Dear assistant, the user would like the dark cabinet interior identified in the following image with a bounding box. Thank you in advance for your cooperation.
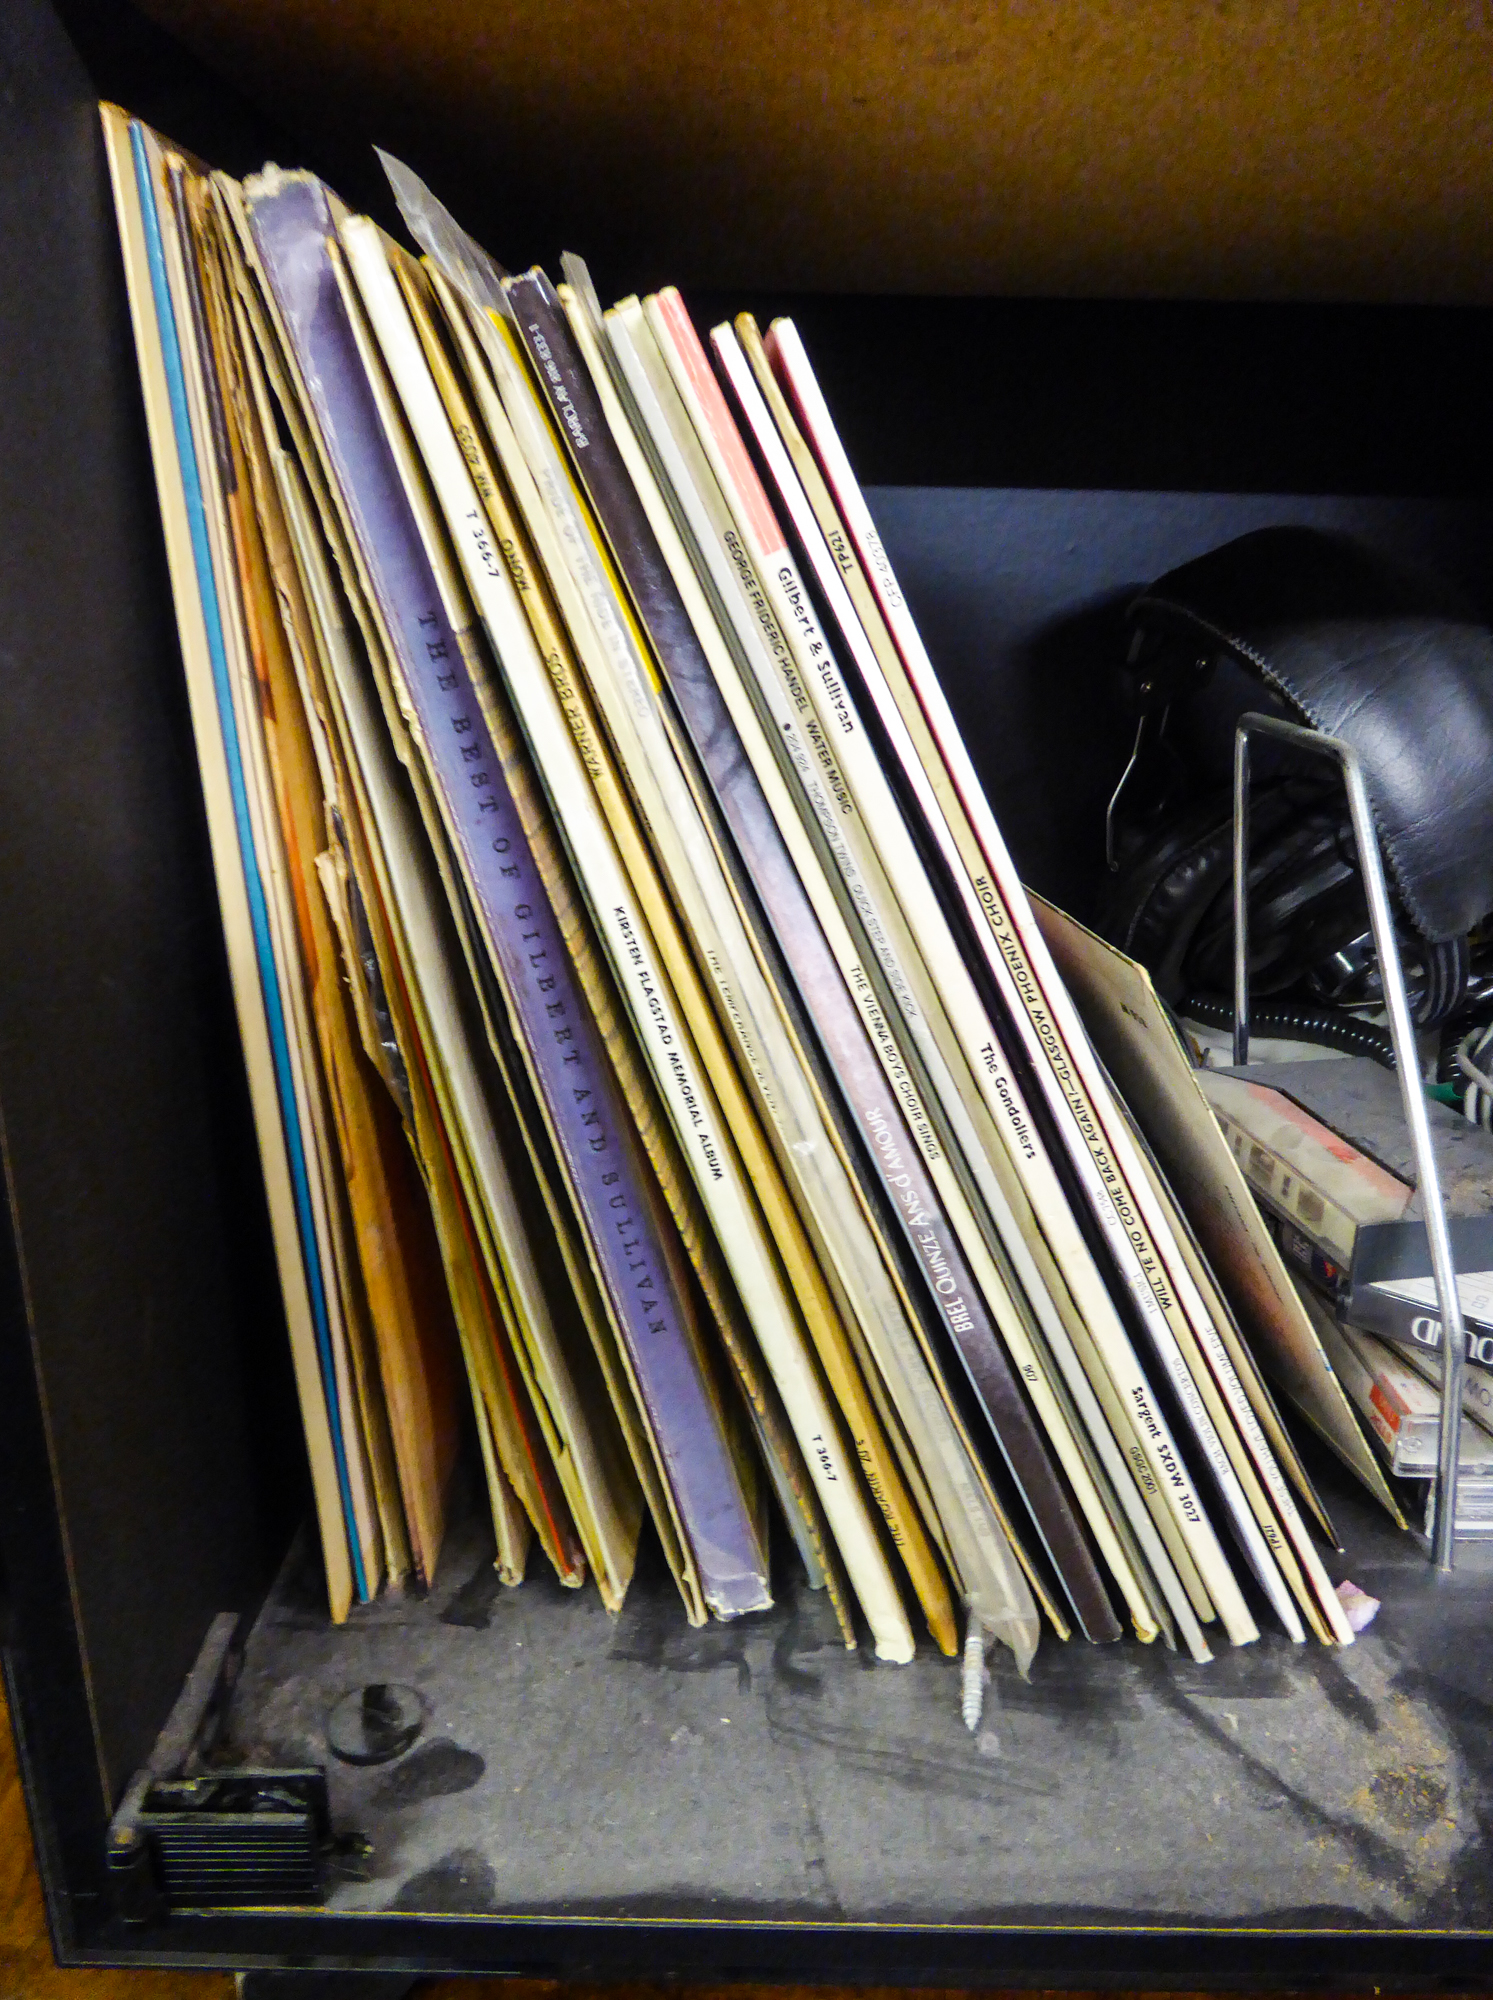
[4,0,1493,1983]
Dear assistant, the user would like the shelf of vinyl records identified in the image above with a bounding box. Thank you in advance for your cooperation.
[101,97,1493,1718]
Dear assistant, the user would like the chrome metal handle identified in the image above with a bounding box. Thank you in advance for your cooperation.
[1232,711,1466,1572]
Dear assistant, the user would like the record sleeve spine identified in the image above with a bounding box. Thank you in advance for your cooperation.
[195,176,600,1592]
[190,180,434,1586]
[728,309,1339,1640]
[770,322,1319,1631]
[606,295,1228,1643]
[338,220,917,1645]
[407,264,859,1652]
[554,278,1081,1657]
[343,244,775,1623]
[478,301,962,1648]
[100,107,357,1622]
[247,175,648,1597]
[503,267,982,1653]
[506,274,1072,1664]
[274,439,591,1590]
[754,315,1281,1646]
[205,198,468,1589]
[644,290,1134,1646]
[149,132,390,1605]
[250,181,767,1619]
[725,314,1219,1651]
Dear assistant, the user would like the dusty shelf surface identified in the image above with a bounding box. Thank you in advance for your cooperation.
[216,490,1493,1940]
[223,1449,1493,1933]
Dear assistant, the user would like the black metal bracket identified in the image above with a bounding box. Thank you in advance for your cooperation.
[233,1974,417,1999]
[106,1611,330,1920]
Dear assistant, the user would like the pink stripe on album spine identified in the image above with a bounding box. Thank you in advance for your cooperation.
[652,287,787,558]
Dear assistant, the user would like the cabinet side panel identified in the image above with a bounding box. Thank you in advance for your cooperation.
[0,0,300,1849]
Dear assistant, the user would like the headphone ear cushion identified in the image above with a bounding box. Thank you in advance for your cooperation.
[1106,781,1471,1023]
[1098,791,1236,1004]
[1415,933,1469,1027]
[1183,797,1356,997]
[1101,781,1319,1004]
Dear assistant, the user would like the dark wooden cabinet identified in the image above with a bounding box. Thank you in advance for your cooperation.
[5,1,1493,1983]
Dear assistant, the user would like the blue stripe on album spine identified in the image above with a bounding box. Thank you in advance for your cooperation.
[128,122,366,1602]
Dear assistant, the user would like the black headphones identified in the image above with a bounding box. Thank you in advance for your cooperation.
[1098,527,1493,1052]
